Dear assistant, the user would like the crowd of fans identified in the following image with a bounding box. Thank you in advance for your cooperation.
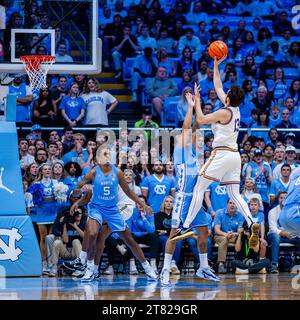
[1,0,300,276]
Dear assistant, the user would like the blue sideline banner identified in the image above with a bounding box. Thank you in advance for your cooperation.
[0,215,42,276]
[0,121,26,216]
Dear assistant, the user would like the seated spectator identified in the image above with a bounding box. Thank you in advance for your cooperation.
[206,89,222,112]
[131,47,158,102]
[223,70,238,92]
[146,66,178,117]
[270,164,291,207]
[178,28,202,61]
[263,143,275,167]
[214,200,245,274]
[186,2,208,25]
[157,47,176,77]
[266,128,281,149]
[208,18,221,41]
[229,37,247,67]
[231,222,271,274]
[59,83,86,127]
[257,27,272,55]
[242,55,258,80]
[241,178,264,212]
[246,149,272,217]
[196,21,210,46]
[112,23,138,79]
[284,97,300,124]
[286,79,300,106]
[276,108,297,138]
[175,46,197,77]
[273,11,293,36]
[195,60,208,83]
[47,142,60,166]
[127,195,160,273]
[269,105,282,128]
[243,31,258,57]
[251,110,270,142]
[278,29,293,55]
[259,52,280,80]
[177,71,194,94]
[204,181,229,219]
[155,196,181,274]
[177,86,193,127]
[55,41,73,63]
[273,145,299,180]
[269,67,288,105]
[150,18,163,40]
[81,78,118,126]
[251,86,273,112]
[157,28,176,56]
[141,160,176,214]
[267,192,300,273]
[137,24,157,51]
[285,41,300,68]
[268,41,286,65]
[48,206,86,276]
[198,68,214,98]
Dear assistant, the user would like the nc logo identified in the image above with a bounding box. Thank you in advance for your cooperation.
[0,228,22,261]
[154,184,166,195]
[215,185,227,196]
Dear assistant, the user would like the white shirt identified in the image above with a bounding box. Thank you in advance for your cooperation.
[81,91,117,126]
[267,204,283,236]
[212,107,240,150]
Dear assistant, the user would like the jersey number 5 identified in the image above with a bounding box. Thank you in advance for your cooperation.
[234,118,240,133]
[103,186,111,196]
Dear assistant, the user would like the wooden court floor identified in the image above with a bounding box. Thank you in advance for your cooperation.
[1,273,300,300]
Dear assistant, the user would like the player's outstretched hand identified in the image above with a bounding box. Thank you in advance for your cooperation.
[185,91,195,107]
[194,82,201,100]
[214,55,226,65]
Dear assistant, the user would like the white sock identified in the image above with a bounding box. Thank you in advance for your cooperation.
[87,260,94,270]
[79,251,87,264]
[150,259,157,270]
[141,260,150,270]
[130,259,137,269]
[171,259,176,266]
[94,264,99,272]
[163,253,173,270]
[199,253,209,269]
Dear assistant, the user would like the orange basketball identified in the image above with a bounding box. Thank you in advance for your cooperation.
[208,41,228,60]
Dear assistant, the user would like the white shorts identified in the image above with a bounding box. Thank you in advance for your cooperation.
[200,147,241,184]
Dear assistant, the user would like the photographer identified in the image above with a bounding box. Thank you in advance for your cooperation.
[134,108,159,141]
[231,222,271,274]
[48,206,86,277]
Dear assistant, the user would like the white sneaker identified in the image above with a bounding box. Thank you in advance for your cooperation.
[145,266,158,281]
[104,265,114,275]
[42,266,51,275]
[258,267,267,274]
[196,267,221,282]
[48,265,57,277]
[72,269,85,278]
[129,267,139,275]
[160,268,171,286]
[170,264,180,275]
[81,266,95,282]
[235,267,249,274]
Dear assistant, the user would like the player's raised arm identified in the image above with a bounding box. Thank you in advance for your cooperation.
[213,56,227,105]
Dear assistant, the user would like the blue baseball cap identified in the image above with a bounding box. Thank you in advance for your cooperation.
[31,124,42,131]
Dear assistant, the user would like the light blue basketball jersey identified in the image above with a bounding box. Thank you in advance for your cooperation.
[173,143,199,193]
[283,169,300,207]
[90,165,119,208]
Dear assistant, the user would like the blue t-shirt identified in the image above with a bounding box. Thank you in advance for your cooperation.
[269,178,290,206]
[283,169,300,207]
[206,182,229,212]
[214,208,245,233]
[63,176,80,196]
[63,150,89,166]
[250,211,265,225]
[59,96,86,120]
[127,207,155,237]
[8,83,31,123]
[140,174,176,213]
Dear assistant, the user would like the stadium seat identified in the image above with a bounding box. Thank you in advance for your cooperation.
[161,96,180,127]
[123,57,136,82]
[284,68,298,79]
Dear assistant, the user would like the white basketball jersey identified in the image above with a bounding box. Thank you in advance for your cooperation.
[211,106,240,150]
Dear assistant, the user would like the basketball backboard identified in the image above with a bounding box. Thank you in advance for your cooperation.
[0,0,101,75]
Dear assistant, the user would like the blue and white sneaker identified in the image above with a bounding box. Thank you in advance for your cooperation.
[63,258,86,272]
[81,266,95,282]
[196,267,221,282]
[145,266,159,281]
[160,268,171,287]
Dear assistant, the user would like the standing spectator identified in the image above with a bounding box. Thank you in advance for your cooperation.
[146,66,178,117]
[35,148,48,166]
[0,4,5,28]
[59,83,86,127]
[47,142,60,166]
[273,145,299,180]
[241,178,264,212]
[81,78,118,127]
[204,182,229,219]
[62,133,88,167]
[155,196,181,274]
[23,162,39,187]
[112,24,138,79]
[214,200,245,273]
[178,28,202,61]
[61,126,74,153]
[19,138,35,172]
[141,160,176,214]
[266,128,281,149]
[131,47,158,102]
[51,76,68,124]
[269,164,291,207]
[63,162,82,196]
[51,161,64,182]
[127,195,160,273]
[267,192,300,273]
[32,88,56,127]
[48,207,86,276]
[55,41,73,63]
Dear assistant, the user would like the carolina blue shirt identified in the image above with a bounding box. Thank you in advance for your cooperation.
[283,169,300,207]
[127,207,155,237]
[63,150,89,166]
[59,96,86,120]
[247,161,271,203]
[206,182,229,212]
[8,83,31,122]
[214,208,245,233]
[250,211,265,225]
[63,176,80,196]
[269,178,290,202]
[140,174,176,213]
[133,54,158,75]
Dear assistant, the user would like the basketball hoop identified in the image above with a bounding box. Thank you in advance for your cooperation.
[20,55,55,90]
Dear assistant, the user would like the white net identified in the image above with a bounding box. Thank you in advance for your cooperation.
[20,55,55,90]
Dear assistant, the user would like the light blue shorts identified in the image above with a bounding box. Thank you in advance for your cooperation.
[279,204,300,237]
[171,192,208,228]
[88,203,127,233]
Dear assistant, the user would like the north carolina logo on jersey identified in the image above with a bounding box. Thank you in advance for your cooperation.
[154,184,166,195]
[295,177,300,186]
[0,227,22,261]
[215,185,227,196]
